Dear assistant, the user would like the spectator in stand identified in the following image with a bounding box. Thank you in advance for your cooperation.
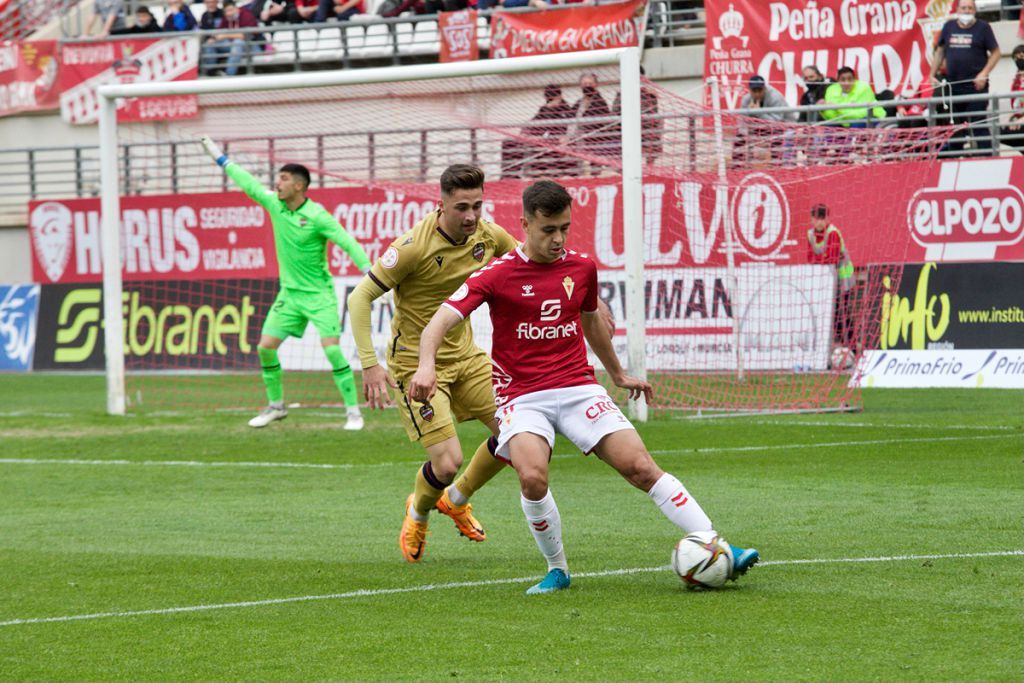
[164,0,199,31]
[313,0,364,21]
[289,0,321,22]
[999,44,1024,153]
[202,1,258,76]
[806,203,855,353]
[200,0,225,30]
[380,0,467,16]
[84,0,126,36]
[502,83,578,178]
[930,0,1001,156]
[799,66,832,123]
[821,67,885,127]
[258,0,294,24]
[612,66,663,167]
[572,72,617,174]
[735,74,795,166]
[112,5,162,34]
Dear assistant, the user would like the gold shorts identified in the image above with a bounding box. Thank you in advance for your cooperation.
[392,349,497,448]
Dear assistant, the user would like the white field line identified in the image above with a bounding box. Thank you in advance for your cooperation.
[1,550,1020,629]
[0,433,1021,472]
[746,420,1018,431]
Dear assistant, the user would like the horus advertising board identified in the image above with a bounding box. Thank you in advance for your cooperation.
[33,280,276,371]
[32,159,1024,287]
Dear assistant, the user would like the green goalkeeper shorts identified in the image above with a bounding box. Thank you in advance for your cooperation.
[261,288,341,340]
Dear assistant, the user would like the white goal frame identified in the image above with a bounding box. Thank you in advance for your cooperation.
[97,47,647,419]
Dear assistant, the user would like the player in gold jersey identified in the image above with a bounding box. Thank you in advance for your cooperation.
[347,164,518,562]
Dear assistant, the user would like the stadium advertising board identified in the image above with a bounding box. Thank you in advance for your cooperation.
[853,262,1024,388]
[31,159,1024,285]
[489,0,646,59]
[33,280,275,371]
[704,0,936,110]
[0,284,40,371]
[0,40,59,117]
[438,10,479,63]
[58,37,199,125]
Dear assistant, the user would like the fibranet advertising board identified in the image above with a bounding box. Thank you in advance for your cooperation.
[854,263,1024,388]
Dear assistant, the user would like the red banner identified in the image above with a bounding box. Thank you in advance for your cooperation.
[58,37,199,125]
[489,0,646,59]
[704,0,945,110]
[29,157,1024,285]
[438,9,478,62]
[0,40,59,116]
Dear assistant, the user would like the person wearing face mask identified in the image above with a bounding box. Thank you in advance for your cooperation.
[799,65,833,123]
[930,0,1001,156]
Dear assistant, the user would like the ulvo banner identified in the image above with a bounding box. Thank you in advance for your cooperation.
[704,0,934,110]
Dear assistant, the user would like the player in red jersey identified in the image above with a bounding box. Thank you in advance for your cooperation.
[410,180,760,594]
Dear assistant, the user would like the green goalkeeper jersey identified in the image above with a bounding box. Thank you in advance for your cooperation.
[225,162,371,293]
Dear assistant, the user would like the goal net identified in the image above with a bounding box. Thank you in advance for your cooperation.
[98,50,951,417]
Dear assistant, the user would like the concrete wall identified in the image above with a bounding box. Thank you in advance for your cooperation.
[2,18,1022,285]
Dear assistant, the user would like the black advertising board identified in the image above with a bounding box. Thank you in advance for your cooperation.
[34,279,278,371]
[878,262,1024,351]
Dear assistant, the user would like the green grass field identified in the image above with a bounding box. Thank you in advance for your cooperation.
[1,375,1022,682]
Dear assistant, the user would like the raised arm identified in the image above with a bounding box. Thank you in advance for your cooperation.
[407,306,464,403]
[581,309,652,403]
[200,135,277,211]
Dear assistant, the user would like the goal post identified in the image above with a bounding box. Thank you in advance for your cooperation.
[96,47,647,418]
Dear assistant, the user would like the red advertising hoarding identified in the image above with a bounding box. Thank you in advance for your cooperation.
[30,157,1024,286]
[0,40,59,116]
[704,0,940,110]
[489,0,646,59]
[58,37,199,125]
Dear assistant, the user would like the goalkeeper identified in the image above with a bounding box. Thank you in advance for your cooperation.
[201,136,371,430]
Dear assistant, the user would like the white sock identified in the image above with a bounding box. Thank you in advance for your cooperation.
[407,498,427,523]
[446,485,469,506]
[647,473,713,533]
[347,405,361,417]
[520,490,568,572]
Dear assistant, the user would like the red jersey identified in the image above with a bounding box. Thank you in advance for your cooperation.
[444,246,599,405]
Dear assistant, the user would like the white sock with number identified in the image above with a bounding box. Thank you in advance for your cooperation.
[521,490,568,572]
[648,473,713,533]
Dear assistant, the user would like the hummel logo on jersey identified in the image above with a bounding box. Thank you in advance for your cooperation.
[562,276,575,299]
[539,299,561,321]
[434,256,444,268]
[521,285,535,297]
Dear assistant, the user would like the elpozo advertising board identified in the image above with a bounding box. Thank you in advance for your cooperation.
[853,262,1024,388]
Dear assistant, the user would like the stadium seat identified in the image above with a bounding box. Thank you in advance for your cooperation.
[317,28,344,62]
[477,15,490,52]
[261,30,296,65]
[395,20,415,57]
[409,20,438,56]
[362,22,393,60]
[296,28,319,60]
[345,24,367,60]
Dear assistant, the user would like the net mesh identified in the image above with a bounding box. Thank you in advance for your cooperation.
[111,65,953,414]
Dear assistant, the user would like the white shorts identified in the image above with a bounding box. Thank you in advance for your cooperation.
[494,384,636,462]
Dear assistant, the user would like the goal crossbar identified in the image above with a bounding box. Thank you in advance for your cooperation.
[97,47,647,418]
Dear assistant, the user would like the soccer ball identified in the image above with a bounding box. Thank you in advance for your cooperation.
[831,345,853,370]
[671,531,734,589]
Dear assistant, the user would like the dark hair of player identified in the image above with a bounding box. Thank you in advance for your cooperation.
[836,66,855,79]
[810,203,829,218]
[523,180,572,218]
[439,164,485,196]
[279,163,311,190]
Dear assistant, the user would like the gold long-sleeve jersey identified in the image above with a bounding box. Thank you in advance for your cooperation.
[365,210,519,374]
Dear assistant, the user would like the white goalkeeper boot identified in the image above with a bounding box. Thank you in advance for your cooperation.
[344,406,364,431]
[249,403,287,428]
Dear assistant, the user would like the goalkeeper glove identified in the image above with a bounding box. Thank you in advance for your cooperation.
[201,135,229,167]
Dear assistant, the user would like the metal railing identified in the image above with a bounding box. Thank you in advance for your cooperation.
[4,88,1023,224]
[0,0,81,41]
